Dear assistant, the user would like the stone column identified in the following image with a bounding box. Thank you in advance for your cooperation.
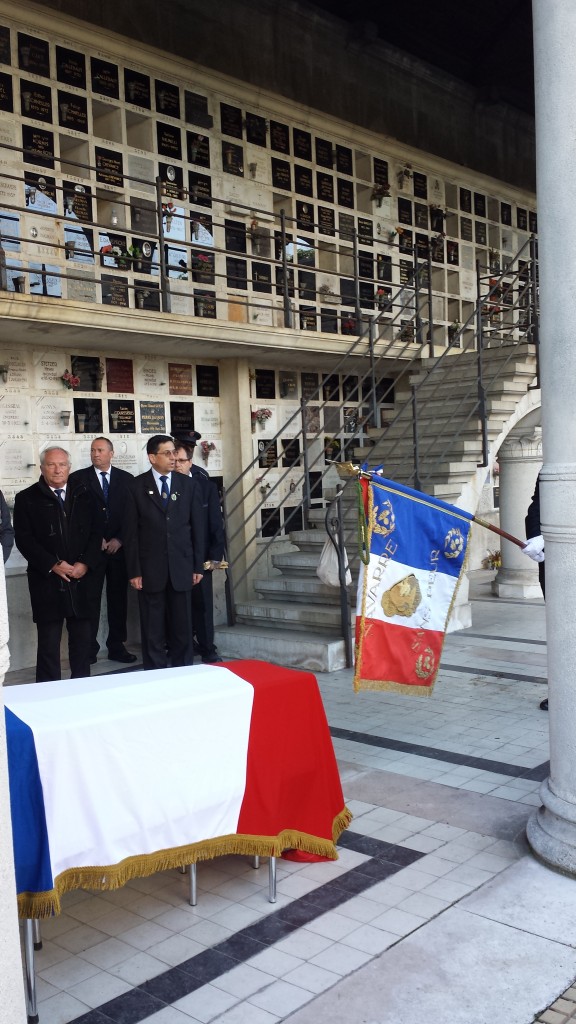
[527,0,576,874]
[492,430,542,598]
[0,552,28,1020]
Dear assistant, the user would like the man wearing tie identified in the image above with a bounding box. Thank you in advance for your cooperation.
[69,437,137,665]
[124,435,205,669]
[13,446,102,681]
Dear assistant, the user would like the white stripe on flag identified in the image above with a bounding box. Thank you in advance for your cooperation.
[356,555,457,632]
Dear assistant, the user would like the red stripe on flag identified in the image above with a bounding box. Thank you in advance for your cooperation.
[355,619,444,688]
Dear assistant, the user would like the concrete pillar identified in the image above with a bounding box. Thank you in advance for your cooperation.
[492,430,542,598]
[0,552,28,1021]
[527,0,576,874]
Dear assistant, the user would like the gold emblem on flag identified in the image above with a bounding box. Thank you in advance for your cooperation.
[415,646,435,679]
[371,499,396,537]
[444,527,465,559]
[381,574,422,617]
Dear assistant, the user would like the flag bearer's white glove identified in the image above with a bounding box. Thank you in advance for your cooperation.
[522,535,545,562]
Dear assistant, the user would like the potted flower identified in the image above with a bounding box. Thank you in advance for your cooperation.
[61,369,80,390]
[251,408,273,432]
[482,550,502,570]
[324,437,341,460]
[371,183,391,207]
[200,440,216,463]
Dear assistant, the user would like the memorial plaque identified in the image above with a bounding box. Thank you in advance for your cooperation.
[270,120,289,154]
[298,270,315,300]
[57,91,88,132]
[66,270,97,302]
[293,128,312,162]
[529,211,538,233]
[459,187,472,213]
[294,165,312,197]
[447,240,459,265]
[517,207,528,230]
[336,145,352,175]
[160,161,183,197]
[157,121,182,160]
[95,146,123,187]
[399,228,413,255]
[168,362,193,395]
[413,171,427,199]
[255,368,276,400]
[318,206,335,236]
[91,57,119,99]
[56,46,86,88]
[155,79,180,118]
[0,71,12,112]
[140,400,165,434]
[184,90,212,129]
[358,218,373,246]
[252,262,272,292]
[20,80,52,122]
[301,371,319,400]
[169,401,194,432]
[261,505,280,536]
[101,275,129,307]
[373,157,389,186]
[342,376,359,402]
[105,357,134,393]
[24,171,56,206]
[194,291,216,318]
[246,112,267,147]
[398,196,412,225]
[501,202,512,226]
[18,33,50,77]
[108,399,135,433]
[22,126,54,168]
[194,401,221,435]
[322,373,340,402]
[415,233,429,259]
[460,216,473,241]
[414,202,428,229]
[377,253,392,281]
[281,438,300,467]
[187,131,210,167]
[316,171,334,203]
[220,102,243,139]
[474,192,486,218]
[271,158,291,191]
[337,178,354,208]
[339,212,354,242]
[222,141,243,176]
[475,221,487,245]
[304,405,321,434]
[0,26,10,66]
[73,397,103,434]
[399,260,412,285]
[296,201,314,230]
[430,207,445,234]
[196,364,220,397]
[125,68,150,108]
[315,137,333,168]
[430,237,444,263]
[258,439,278,470]
[63,180,92,221]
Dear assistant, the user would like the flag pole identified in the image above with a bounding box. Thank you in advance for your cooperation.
[472,516,525,549]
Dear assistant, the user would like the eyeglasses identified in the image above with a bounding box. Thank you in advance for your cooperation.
[174,458,192,464]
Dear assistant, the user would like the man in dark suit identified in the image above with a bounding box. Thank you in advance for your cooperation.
[524,473,547,709]
[69,436,137,664]
[13,445,103,682]
[124,434,204,670]
[173,431,226,663]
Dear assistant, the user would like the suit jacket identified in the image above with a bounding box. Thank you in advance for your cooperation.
[124,469,205,592]
[525,474,541,539]
[13,476,103,622]
[190,465,225,562]
[0,489,14,563]
[69,464,134,544]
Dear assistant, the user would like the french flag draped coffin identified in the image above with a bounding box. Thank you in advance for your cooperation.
[5,660,351,918]
[354,474,473,695]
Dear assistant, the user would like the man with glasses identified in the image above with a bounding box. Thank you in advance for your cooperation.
[124,435,205,669]
[173,432,225,664]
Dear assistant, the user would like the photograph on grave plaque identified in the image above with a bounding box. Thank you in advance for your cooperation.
[157,122,182,160]
[222,142,244,176]
[63,181,92,221]
[295,165,313,197]
[108,399,135,433]
[95,147,123,188]
[101,275,129,307]
[413,172,427,199]
[315,137,333,168]
[196,364,219,397]
[270,120,289,154]
[189,171,211,207]
[155,80,180,119]
[337,178,354,208]
[168,363,193,395]
[91,57,119,99]
[58,91,88,132]
[187,132,210,167]
[0,26,10,66]
[271,158,291,191]
[20,80,52,123]
[281,438,300,468]
[475,221,487,246]
[220,102,243,139]
[124,69,151,108]
[460,217,473,242]
[184,91,212,129]
[105,357,134,394]
[414,203,428,229]
[160,162,183,198]
[169,401,194,433]
[336,146,353,176]
[18,33,50,77]
[255,368,276,400]
[501,202,512,226]
[261,507,281,538]
[22,126,54,169]
[140,400,166,435]
[358,218,373,246]
[447,241,459,265]
[301,371,319,401]
[0,72,12,113]
[258,439,278,470]
[517,207,528,230]
[316,171,334,203]
[73,398,103,434]
[56,46,86,88]
[318,207,335,236]
[398,197,412,225]
[459,188,472,213]
[296,201,314,231]
[474,193,486,218]
[373,158,389,186]
[252,263,272,292]
[293,128,312,162]
[246,112,267,147]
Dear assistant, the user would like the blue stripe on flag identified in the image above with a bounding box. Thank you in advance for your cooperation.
[5,707,53,898]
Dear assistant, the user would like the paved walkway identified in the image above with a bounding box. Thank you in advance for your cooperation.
[10,576,576,1024]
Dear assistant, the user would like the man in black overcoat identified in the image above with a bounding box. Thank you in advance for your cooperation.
[14,445,103,682]
[524,473,547,709]
[123,435,205,669]
[69,436,137,664]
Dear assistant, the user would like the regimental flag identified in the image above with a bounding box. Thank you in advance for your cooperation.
[354,473,473,696]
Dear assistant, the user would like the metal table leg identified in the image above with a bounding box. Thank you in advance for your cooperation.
[252,855,260,869]
[268,856,277,903]
[188,863,197,906]
[24,919,39,1024]
[32,918,42,950]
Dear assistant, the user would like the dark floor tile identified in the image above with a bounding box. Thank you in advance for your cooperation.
[378,846,424,867]
[298,885,354,912]
[241,914,298,944]
[275,901,320,927]
[215,933,268,961]
[353,858,405,881]
[68,1012,116,1024]
[140,967,202,1002]
[178,947,239,983]
[95,988,165,1023]
[338,831,393,858]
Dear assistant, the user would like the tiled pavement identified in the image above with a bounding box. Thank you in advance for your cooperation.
[11,576,576,1024]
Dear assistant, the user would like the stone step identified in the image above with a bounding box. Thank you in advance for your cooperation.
[254,575,356,604]
[235,600,345,632]
[215,624,349,672]
[271,551,324,576]
[287,528,326,552]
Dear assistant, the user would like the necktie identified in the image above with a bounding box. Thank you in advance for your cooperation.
[160,475,170,507]
[54,488,66,510]
[100,471,110,503]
